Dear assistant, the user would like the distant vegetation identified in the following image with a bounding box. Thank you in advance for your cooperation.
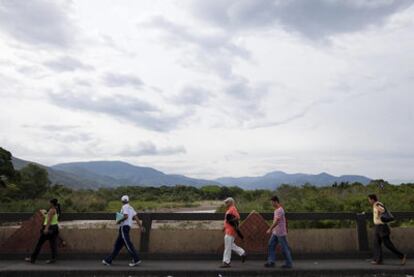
[12,156,372,190]
[1,147,414,228]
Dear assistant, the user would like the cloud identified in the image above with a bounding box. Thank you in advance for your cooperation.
[102,72,144,88]
[0,0,75,47]
[141,16,249,78]
[189,0,413,39]
[48,91,189,132]
[142,15,270,125]
[20,123,96,145]
[247,98,335,129]
[46,132,94,144]
[142,16,270,123]
[22,124,80,131]
[43,56,94,72]
[73,78,92,87]
[142,16,249,58]
[172,85,211,106]
[222,77,270,120]
[118,141,186,157]
[1,0,413,181]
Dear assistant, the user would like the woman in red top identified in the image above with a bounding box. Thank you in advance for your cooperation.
[221,197,246,268]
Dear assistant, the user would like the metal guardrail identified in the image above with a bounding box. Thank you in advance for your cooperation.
[1,212,414,253]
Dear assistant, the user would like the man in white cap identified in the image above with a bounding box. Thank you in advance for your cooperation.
[102,195,145,267]
[221,197,246,268]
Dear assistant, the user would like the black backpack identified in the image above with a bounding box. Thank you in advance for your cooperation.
[378,203,395,223]
[226,214,244,240]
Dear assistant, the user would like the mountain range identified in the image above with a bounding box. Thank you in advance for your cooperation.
[216,171,371,190]
[11,157,371,190]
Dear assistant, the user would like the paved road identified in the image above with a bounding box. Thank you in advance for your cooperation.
[0,259,413,276]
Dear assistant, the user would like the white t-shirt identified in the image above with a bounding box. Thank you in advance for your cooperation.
[120,203,137,227]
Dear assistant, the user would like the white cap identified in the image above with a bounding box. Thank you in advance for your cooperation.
[121,195,129,202]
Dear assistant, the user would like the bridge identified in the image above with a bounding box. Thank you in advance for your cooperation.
[1,212,413,276]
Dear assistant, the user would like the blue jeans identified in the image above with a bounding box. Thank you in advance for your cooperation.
[267,234,293,266]
[105,225,140,263]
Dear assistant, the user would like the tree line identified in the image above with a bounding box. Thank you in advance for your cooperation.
[0,147,49,200]
[1,147,414,229]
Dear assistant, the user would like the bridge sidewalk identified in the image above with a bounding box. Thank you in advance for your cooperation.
[0,259,413,277]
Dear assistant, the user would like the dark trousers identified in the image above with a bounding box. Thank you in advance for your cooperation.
[105,225,140,263]
[31,225,59,262]
[373,224,404,262]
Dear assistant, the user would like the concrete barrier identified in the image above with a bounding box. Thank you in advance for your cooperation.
[1,226,413,255]
[149,229,222,253]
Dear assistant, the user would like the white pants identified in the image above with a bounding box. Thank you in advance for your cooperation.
[223,234,245,264]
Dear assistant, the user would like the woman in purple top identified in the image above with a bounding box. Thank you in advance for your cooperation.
[264,195,293,268]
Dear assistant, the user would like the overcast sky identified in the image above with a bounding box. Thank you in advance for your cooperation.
[1,0,413,182]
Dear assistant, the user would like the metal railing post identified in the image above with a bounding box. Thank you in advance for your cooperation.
[139,213,152,253]
[356,213,369,251]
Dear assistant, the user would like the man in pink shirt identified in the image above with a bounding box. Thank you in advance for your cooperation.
[221,197,246,268]
[265,195,293,268]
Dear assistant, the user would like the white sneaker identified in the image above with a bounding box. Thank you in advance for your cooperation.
[129,260,142,267]
[102,260,111,266]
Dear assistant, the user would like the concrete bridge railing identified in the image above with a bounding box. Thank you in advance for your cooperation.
[1,211,414,255]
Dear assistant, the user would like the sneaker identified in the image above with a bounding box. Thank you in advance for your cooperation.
[281,264,292,269]
[401,254,407,266]
[264,262,275,268]
[220,262,231,268]
[371,260,383,265]
[241,254,247,263]
[45,259,56,264]
[102,260,111,266]
[24,257,34,264]
[129,260,142,267]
